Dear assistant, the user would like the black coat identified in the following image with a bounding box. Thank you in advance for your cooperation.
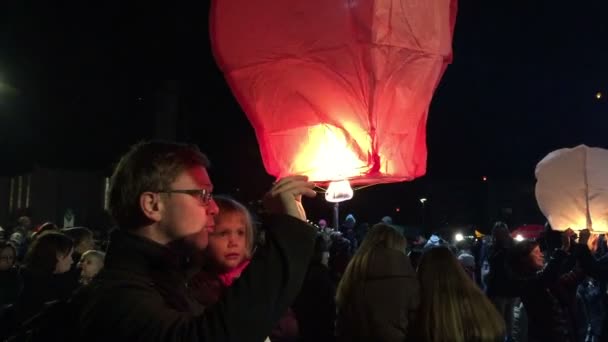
[71,214,316,342]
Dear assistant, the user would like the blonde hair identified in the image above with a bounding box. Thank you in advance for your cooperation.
[81,250,106,264]
[214,196,256,258]
[336,223,406,307]
[415,247,505,342]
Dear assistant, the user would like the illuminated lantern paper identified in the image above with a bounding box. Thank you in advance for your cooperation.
[210,0,457,185]
[535,145,608,233]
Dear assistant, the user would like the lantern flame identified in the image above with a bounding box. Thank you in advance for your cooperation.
[292,123,371,182]
[325,179,354,203]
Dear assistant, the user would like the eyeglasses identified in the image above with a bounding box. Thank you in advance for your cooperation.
[157,189,213,205]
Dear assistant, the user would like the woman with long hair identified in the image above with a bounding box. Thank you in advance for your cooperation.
[336,223,419,342]
[414,247,505,342]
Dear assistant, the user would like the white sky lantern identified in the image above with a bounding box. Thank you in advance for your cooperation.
[535,145,608,233]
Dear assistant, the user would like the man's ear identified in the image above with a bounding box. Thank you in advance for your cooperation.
[140,192,164,222]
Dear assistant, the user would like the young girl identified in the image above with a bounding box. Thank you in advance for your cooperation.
[189,196,298,341]
[189,196,256,304]
[77,250,105,285]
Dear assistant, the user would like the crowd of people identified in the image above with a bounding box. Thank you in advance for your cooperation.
[1,140,608,342]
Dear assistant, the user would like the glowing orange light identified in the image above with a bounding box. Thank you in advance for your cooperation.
[597,92,603,100]
[292,123,372,182]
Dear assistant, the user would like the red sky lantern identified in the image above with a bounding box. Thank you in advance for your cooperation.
[211,0,457,187]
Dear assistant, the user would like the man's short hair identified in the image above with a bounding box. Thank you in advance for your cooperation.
[109,141,210,229]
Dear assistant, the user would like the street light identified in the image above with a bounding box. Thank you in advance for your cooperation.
[419,197,428,232]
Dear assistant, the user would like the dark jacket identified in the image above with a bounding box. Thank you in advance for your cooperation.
[71,214,316,342]
[0,267,22,306]
[15,268,79,324]
[336,248,419,342]
[486,245,517,297]
[292,261,336,342]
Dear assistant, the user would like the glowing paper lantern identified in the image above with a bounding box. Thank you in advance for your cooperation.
[535,145,608,233]
[210,0,457,185]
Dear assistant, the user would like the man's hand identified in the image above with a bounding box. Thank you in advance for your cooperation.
[561,228,576,252]
[263,175,317,221]
[588,233,601,254]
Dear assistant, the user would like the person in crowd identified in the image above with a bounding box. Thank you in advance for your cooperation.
[30,222,59,240]
[292,234,336,342]
[63,227,95,263]
[70,140,318,342]
[485,221,517,340]
[508,229,585,342]
[0,241,22,306]
[413,246,505,342]
[15,231,77,323]
[335,223,418,342]
[187,195,299,341]
[77,250,105,285]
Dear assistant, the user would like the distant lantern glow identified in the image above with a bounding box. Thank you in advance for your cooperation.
[395,207,401,213]
[454,233,464,242]
[420,198,428,204]
[325,179,354,203]
[596,92,602,99]
[482,176,488,182]
[515,234,524,242]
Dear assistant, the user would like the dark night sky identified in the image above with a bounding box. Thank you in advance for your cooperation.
[1,1,607,225]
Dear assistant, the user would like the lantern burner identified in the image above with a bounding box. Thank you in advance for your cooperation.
[325,179,354,203]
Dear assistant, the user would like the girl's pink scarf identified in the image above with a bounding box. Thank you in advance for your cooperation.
[217,259,251,287]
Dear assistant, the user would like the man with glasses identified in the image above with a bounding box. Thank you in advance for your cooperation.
[71,141,318,341]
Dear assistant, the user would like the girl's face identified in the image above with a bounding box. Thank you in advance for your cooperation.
[0,246,16,271]
[207,213,249,271]
[78,255,103,279]
[529,245,545,270]
[55,248,74,274]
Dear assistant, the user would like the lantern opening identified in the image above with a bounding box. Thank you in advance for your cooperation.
[292,123,371,182]
[325,180,354,203]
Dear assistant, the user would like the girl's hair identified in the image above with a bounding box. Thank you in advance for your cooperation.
[81,250,106,263]
[336,223,406,307]
[415,247,505,342]
[214,195,256,258]
[25,232,74,276]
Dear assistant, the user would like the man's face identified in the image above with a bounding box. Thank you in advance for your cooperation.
[159,167,219,245]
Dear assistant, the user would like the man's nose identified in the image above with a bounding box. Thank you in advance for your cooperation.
[207,198,220,215]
